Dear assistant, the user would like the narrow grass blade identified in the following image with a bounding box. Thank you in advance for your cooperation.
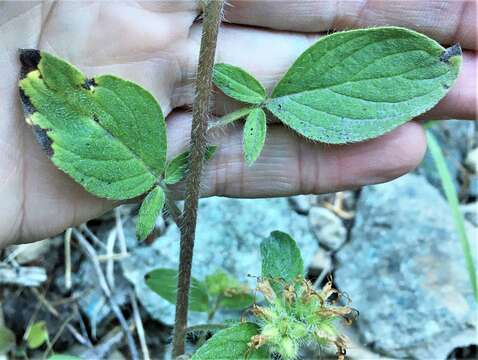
[426,130,478,303]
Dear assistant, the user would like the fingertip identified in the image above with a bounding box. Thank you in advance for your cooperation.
[312,122,427,193]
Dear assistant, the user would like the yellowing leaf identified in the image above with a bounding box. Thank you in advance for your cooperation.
[19,50,167,200]
[266,27,461,143]
[243,108,267,166]
[136,186,165,241]
[213,63,266,104]
[26,321,48,349]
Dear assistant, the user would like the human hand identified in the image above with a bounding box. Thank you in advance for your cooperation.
[0,1,476,246]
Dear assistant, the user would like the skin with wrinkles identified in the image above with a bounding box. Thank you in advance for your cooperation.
[0,1,476,246]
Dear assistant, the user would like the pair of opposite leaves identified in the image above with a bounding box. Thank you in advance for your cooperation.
[19,27,461,240]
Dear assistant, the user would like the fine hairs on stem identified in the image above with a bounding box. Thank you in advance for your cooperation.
[172,0,224,357]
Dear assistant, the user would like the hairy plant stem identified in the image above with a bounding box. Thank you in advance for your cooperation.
[172,1,224,357]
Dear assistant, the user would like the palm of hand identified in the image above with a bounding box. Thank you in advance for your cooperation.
[0,1,475,245]
[1,2,198,243]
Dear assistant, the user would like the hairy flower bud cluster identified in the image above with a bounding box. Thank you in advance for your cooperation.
[248,277,356,360]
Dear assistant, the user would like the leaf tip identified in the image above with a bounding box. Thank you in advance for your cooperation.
[245,154,256,167]
[439,43,462,63]
[19,49,41,78]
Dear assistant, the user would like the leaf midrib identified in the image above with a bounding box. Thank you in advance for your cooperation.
[270,50,447,102]
[216,69,264,101]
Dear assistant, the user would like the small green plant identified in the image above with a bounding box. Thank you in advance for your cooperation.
[18,18,462,358]
[189,231,355,359]
[145,268,254,320]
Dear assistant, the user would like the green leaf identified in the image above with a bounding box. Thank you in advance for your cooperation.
[243,108,267,166]
[266,27,461,143]
[26,321,48,349]
[0,326,15,353]
[47,355,81,360]
[219,293,254,311]
[191,322,268,360]
[136,186,165,241]
[205,270,233,296]
[261,231,304,291]
[19,50,167,200]
[213,63,266,104]
[205,271,254,310]
[164,145,218,185]
[145,268,209,312]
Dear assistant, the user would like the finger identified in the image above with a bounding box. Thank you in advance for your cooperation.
[166,111,426,198]
[176,24,477,120]
[224,0,477,50]
[15,108,425,244]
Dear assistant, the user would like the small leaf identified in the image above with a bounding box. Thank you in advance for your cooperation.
[205,270,233,296]
[266,27,461,143]
[213,63,266,104]
[219,293,254,311]
[48,355,81,360]
[0,326,15,354]
[191,322,268,360]
[261,231,304,292]
[19,50,167,200]
[243,108,267,166]
[145,268,209,312]
[136,186,165,241]
[205,145,218,160]
[164,145,218,185]
[205,271,254,310]
[26,321,48,349]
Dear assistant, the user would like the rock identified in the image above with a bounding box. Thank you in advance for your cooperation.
[73,260,131,336]
[288,195,315,214]
[465,147,478,174]
[335,174,477,359]
[122,197,318,325]
[310,247,333,273]
[308,207,347,251]
[467,175,478,198]
[461,203,478,227]
[418,120,475,194]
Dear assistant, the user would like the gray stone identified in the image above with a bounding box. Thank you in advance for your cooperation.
[310,247,332,273]
[288,195,315,214]
[308,207,347,251]
[74,260,131,336]
[461,203,478,227]
[465,147,478,174]
[335,174,477,359]
[467,175,478,198]
[122,197,319,325]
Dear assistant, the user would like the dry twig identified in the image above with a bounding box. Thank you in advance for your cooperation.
[72,228,138,360]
